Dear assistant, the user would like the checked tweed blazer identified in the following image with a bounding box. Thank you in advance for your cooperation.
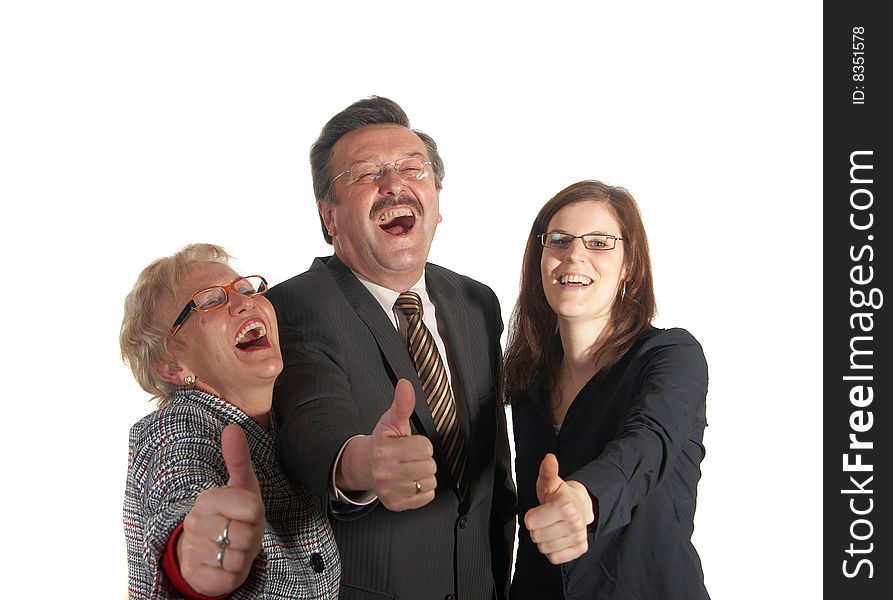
[124,389,341,599]
[269,255,516,600]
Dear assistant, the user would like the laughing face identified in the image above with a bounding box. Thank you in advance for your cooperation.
[319,124,442,291]
[161,262,283,400]
[540,200,627,328]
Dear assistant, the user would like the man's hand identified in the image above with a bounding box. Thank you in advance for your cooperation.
[177,424,265,596]
[524,453,595,564]
[337,379,437,511]
[370,379,438,510]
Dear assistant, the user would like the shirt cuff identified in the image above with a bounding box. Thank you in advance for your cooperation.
[331,434,378,505]
[162,521,229,600]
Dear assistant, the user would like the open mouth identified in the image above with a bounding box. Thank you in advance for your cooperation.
[377,207,416,235]
[557,274,593,287]
[234,320,270,351]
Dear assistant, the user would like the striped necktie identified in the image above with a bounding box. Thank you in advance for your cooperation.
[394,291,467,494]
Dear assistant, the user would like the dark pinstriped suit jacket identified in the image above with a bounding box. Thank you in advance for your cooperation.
[269,255,516,600]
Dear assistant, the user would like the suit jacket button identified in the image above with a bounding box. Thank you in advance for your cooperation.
[310,552,325,573]
[458,516,469,529]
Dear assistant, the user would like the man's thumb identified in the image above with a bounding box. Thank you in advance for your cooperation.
[222,424,261,496]
[536,453,563,503]
[376,379,416,438]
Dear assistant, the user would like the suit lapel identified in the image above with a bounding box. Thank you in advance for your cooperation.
[426,267,482,495]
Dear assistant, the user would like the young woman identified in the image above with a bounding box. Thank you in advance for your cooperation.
[505,182,710,599]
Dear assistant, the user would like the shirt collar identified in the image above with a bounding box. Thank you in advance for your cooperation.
[353,270,427,327]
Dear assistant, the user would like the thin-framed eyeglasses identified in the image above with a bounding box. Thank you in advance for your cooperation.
[539,232,625,251]
[169,275,269,335]
[331,157,433,186]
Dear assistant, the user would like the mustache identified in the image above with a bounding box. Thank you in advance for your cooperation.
[369,195,424,220]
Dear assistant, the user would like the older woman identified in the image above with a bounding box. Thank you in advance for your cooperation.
[121,243,340,599]
[505,181,710,599]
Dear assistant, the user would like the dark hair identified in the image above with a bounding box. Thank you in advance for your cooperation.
[503,180,656,405]
[310,96,445,243]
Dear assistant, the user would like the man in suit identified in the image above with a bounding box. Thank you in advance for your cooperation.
[268,97,516,600]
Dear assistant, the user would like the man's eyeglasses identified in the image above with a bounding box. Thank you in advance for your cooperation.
[169,275,269,335]
[331,157,432,186]
[539,232,625,251]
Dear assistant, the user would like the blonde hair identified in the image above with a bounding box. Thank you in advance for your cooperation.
[120,243,232,406]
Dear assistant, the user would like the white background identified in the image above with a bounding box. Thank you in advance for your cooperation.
[1,2,821,598]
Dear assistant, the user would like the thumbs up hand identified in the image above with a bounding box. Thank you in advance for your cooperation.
[222,423,262,495]
[523,453,596,565]
[369,379,437,511]
[177,424,266,596]
[373,378,417,439]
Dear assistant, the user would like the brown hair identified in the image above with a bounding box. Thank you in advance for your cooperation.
[119,243,232,406]
[503,180,656,404]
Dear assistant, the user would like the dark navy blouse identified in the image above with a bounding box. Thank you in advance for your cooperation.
[511,327,711,600]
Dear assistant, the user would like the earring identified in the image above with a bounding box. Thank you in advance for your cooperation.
[620,281,627,300]
[184,375,195,388]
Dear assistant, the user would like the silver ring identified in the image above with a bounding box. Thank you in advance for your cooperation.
[216,520,231,569]
[413,480,422,495]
